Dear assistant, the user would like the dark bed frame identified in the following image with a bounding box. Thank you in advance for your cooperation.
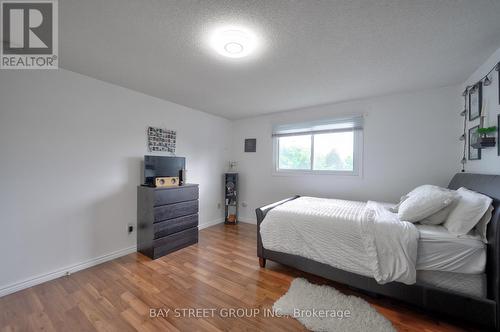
[256,173,500,330]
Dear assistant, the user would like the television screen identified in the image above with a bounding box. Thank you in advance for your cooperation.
[144,155,185,186]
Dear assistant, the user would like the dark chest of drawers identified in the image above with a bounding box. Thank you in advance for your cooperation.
[137,184,199,259]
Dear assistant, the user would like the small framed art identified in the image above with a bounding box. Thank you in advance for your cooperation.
[469,82,482,121]
[147,126,176,153]
[469,125,481,160]
[244,138,257,152]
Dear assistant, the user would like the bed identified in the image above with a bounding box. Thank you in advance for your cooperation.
[256,173,500,330]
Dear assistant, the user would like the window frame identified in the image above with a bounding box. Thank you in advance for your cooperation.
[272,128,363,177]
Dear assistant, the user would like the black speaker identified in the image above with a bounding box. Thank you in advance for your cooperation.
[178,168,186,185]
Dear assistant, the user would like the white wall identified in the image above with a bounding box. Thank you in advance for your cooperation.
[231,86,462,222]
[461,47,500,174]
[0,65,471,295]
[0,69,231,295]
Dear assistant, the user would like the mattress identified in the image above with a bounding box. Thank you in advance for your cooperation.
[416,270,486,298]
[416,225,486,274]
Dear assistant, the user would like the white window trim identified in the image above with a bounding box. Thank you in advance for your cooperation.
[272,129,363,177]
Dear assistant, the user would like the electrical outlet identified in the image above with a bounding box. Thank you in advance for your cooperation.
[217,203,221,209]
[241,202,248,207]
[128,224,134,234]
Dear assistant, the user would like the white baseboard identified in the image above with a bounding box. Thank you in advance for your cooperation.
[199,218,224,230]
[0,218,225,298]
[0,245,137,298]
[238,217,257,225]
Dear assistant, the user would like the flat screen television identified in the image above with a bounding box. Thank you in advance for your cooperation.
[144,155,185,186]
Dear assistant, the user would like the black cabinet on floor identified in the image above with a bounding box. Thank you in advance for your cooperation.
[137,184,199,259]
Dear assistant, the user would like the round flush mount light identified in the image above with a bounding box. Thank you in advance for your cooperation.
[224,42,244,54]
[210,26,258,58]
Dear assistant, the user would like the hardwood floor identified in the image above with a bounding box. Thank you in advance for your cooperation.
[0,223,478,331]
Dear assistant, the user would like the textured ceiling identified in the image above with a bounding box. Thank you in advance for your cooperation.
[60,0,500,119]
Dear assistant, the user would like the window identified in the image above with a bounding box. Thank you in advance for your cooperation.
[273,116,363,175]
[277,135,311,170]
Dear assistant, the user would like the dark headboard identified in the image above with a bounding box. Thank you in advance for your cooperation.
[448,173,500,301]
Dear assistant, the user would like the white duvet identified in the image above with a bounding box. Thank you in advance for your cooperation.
[260,197,419,284]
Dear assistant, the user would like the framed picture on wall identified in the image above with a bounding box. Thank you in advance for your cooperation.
[469,82,482,121]
[469,125,481,160]
[244,138,257,152]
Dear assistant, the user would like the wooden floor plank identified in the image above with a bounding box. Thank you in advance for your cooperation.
[0,223,479,331]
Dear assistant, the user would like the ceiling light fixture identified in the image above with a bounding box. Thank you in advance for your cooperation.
[210,26,258,59]
[224,42,244,54]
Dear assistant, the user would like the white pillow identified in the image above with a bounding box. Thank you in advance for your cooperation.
[398,185,458,223]
[406,185,430,196]
[389,195,408,213]
[444,187,493,236]
[473,204,494,243]
[390,185,449,213]
[420,203,455,225]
